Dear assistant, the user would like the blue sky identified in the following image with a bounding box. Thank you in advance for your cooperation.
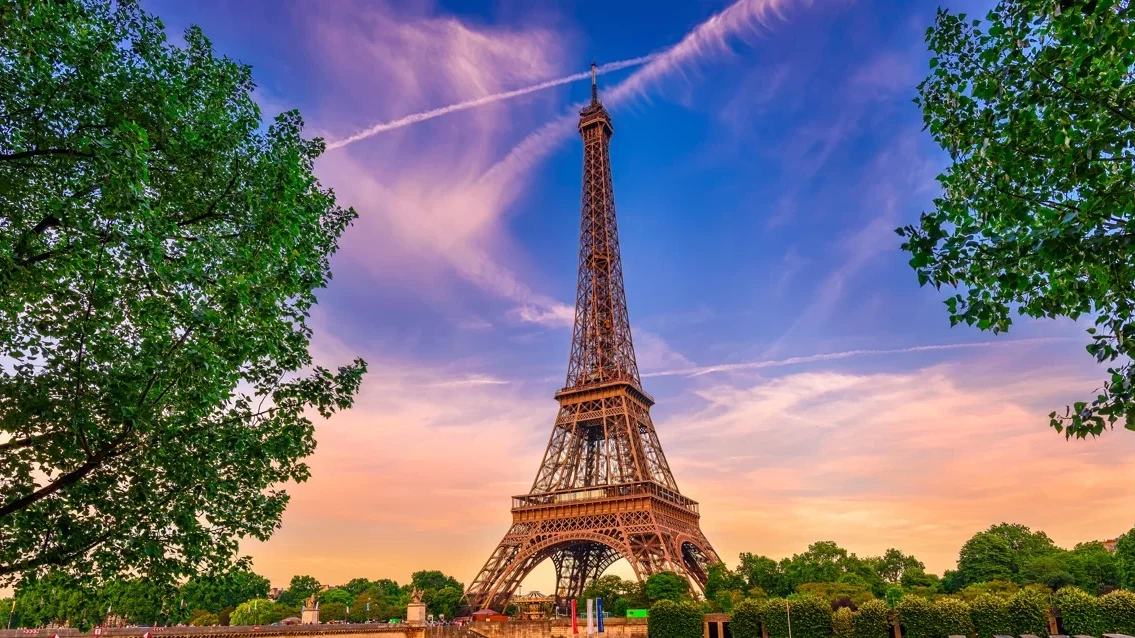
[146,0,1135,591]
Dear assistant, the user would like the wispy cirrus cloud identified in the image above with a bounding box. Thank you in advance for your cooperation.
[643,337,1071,378]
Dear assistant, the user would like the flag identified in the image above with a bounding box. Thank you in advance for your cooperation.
[571,599,578,634]
[586,599,595,635]
[596,598,604,633]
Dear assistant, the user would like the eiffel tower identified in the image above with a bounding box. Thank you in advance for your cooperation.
[463,64,720,612]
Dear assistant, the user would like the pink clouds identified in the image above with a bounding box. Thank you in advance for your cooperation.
[661,355,1135,575]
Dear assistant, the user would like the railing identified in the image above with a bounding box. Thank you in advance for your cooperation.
[512,481,698,514]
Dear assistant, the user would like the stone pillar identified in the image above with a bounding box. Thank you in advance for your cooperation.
[301,604,320,625]
[407,602,427,627]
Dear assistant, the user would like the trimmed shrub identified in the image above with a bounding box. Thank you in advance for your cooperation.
[854,599,890,638]
[1054,587,1101,636]
[1007,588,1049,637]
[897,595,937,638]
[731,599,763,638]
[790,594,834,638]
[832,607,854,638]
[1100,589,1135,635]
[763,598,790,638]
[937,597,974,637]
[969,594,1012,638]
[649,600,704,638]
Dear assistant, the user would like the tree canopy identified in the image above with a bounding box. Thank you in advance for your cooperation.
[0,0,364,585]
[899,0,1135,438]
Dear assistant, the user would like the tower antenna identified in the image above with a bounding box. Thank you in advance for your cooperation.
[590,61,598,103]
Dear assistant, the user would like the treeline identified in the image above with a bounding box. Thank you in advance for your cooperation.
[587,523,1135,614]
[648,588,1135,638]
[0,569,464,630]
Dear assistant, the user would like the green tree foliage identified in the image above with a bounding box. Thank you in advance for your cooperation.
[832,607,855,638]
[424,586,462,619]
[739,553,783,596]
[1068,541,1120,593]
[956,524,1058,587]
[1054,586,1102,636]
[180,565,270,614]
[318,588,353,606]
[1020,553,1076,591]
[320,602,348,622]
[1100,589,1135,634]
[646,572,691,603]
[288,575,321,602]
[1007,588,1049,637]
[877,549,927,586]
[0,598,13,629]
[900,0,1135,438]
[762,598,791,638]
[854,600,891,638]
[958,580,1019,601]
[896,595,937,638]
[706,563,747,604]
[648,600,703,638]
[229,598,287,626]
[583,575,644,615]
[0,0,365,584]
[343,578,373,597]
[786,595,833,638]
[937,597,975,638]
[409,570,462,593]
[189,610,220,626]
[796,582,875,607]
[730,598,762,638]
[970,594,1013,638]
[1117,527,1135,589]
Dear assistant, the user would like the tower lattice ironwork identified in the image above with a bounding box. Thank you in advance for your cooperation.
[462,64,720,613]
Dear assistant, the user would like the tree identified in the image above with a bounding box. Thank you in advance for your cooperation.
[956,523,1058,586]
[424,586,462,619]
[1068,541,1119,593]
[319,602,348,623]
[1020,552,1077,590]
[645,572,690,603]
[876,549,925,585]
[318,588,353,606]
[229,598,285,626]
[1117,527,1135,589]
[899,0,1135,438]
[287,575,322,603]
[343,578,372,597]
[409,570,462,593]
[738,553,783,596]
[180,564,270,613]
[0,0,366,585]
[781,541,848,588]
[705,563,746,603]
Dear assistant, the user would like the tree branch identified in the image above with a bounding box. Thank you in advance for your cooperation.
[0,431,58,453]
[0,148,94,161]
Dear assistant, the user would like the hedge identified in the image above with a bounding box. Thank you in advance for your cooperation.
[731,599,762,638]
[937,597,974,638]
[1007,589,1049,637]
[1100,589,1135,635]
[897,595,937,638]
[854,599,890,638]
[970,594,1013,638]
[789,595,834,638]
[763,597,791,638]
[832,607,854,638]
[649,600,704,638]
[1054,587,1101,636]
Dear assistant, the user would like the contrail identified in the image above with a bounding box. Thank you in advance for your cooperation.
[641,337,1072,378]
[326,55,658,150]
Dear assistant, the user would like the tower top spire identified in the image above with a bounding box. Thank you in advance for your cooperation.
[590,61,598,103]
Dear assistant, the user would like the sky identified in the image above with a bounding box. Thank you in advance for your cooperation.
[145,0,1135,593]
